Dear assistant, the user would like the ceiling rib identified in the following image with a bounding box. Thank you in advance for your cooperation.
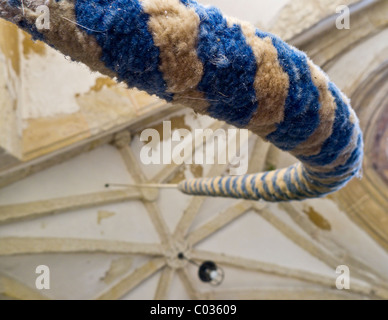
[173,146,235,240]
[0,189,142,224]
[96,258,165,300]
[154,266,175,300]
[280,202,388,284]
[187,201,252,247]
[173,197,206,241]
[204,288,369,300]
[0,237,163,256]
[118,141,172,247]
[253,205,341,269]
[252,205,388,298]
[247,136,271,174]
[177,268,200,300]
[191,249,382,298]
[0,273,50,300]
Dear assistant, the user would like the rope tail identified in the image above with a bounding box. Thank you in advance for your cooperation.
[0,0,363,202]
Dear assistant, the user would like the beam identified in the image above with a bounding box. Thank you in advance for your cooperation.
[0,148,21,171]
[173,197,206,241]
[204,288,369,300]
[252,205,388,299]
[192,250,337,287]
[0,237,163,256]
[252,204,341,270]
[177,268,200,300]
[0,189,142,224]
[0,274,50,300]
[154,266,174,300]
[187,201,251,246]
[279,202,388,285]
[247,137,271,174]
[97,258,165,300]
[119,145,172,246]
[173,153,232,241]
[191,250,379,298]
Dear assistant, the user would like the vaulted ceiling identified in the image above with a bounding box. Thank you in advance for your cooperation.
[0,0,387,300]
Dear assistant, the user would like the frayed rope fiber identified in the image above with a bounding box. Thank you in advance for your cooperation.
[0,0,364,202]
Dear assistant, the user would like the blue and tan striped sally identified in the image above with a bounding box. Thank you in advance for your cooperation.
[0,0,364,202]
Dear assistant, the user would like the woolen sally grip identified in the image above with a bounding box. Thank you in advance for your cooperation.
[0,0,364,201]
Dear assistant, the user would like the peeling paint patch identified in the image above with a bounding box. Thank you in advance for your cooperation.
[22,33,46,58]
[97,210,116,225]
[90,77,117,92]
[190,164,204,179]
[21,44,98,119]
[169,163,204,183]
[0,22,23,158]
[101,256,133,284]
[0,20,20,76]
[303,206,331,231]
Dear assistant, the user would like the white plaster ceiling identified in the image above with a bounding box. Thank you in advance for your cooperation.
[0,0,388,300]
[1,107,388,300]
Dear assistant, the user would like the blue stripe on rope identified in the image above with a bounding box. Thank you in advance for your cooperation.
[180,0,259,127]
[272,170,291,200]
[260,172,275,200]
[293,166,317,197]
[298,82,355,167]
[204,179,211,196]
[282,166,306,199]
[209,177,217,195]
[225,177,233,197]
[250,174,262,199]
[195,179,201,194]
[189,180,194,194]
[199,179,205,195]
[301,168,344,190]
[74,0,172,101]
[255,30,321,151]
[218,178,227,197]
[240,175,251,199]
[231,177,238,196]
[305,133,363,180]
[228,177,240,199]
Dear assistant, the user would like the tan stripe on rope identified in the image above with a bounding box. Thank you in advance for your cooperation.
[142,0,209,114]
[22,0,117,78]
[291,61,337,157]
[226,18,289,138]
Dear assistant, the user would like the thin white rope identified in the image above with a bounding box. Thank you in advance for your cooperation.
[105,183,178,189]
